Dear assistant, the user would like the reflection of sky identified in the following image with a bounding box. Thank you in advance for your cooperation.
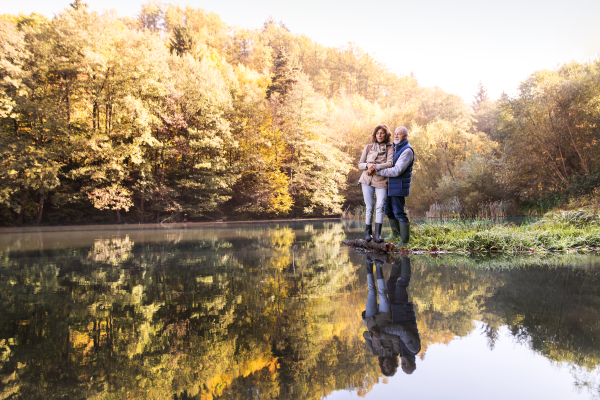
[326,322,597,400]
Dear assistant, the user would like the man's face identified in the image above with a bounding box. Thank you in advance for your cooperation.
[401,357,415,374]
[394,130,404,142]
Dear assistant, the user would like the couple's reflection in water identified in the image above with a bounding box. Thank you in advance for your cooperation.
[362,255,421,377]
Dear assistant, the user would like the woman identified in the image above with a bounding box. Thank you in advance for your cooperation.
[358,124,394,242]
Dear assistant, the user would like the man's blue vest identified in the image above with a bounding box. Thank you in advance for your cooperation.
[389,140,414,197]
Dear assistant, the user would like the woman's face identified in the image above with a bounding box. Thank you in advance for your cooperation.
[376,129,386,143]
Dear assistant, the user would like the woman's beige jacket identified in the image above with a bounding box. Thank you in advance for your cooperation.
[358,142,394,189]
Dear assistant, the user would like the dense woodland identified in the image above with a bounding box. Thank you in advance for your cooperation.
[1,1,599,225]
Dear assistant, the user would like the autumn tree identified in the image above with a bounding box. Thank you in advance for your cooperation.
[472,81,496,135]
[494,60,600,203]
[266,47,297,99]
[168,25,193,56]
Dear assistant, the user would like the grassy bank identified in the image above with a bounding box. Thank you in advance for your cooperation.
[394,209,600,252]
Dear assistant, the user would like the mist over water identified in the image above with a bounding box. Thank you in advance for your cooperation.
[0,221,599,399]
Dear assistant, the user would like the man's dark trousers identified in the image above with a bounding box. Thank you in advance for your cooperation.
[385,196,408,222]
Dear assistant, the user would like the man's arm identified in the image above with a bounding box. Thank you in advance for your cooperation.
[363,331,376,355]
[376,149,414,177]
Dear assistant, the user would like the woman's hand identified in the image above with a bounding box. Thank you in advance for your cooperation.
[367,165,377,176]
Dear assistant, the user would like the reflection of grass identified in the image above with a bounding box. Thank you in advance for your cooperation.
[394,251,600,270]
[393,210,600,252]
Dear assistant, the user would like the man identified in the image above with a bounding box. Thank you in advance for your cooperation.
[367,126,414,245]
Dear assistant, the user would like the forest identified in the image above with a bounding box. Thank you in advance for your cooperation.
[1,1,599,225]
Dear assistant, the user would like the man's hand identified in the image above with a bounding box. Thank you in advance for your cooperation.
[371,326,381,339]
[367,165,377,176]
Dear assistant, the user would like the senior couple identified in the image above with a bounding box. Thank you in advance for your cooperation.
[358,124,414,245]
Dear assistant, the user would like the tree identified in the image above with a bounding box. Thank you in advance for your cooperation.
[266,47,297,99]
[0,15,66,224]
[138,1,165,32]
[472,81,496,135]
[168,25,194,56]
[494,60,600,202]
[473,81,488,107]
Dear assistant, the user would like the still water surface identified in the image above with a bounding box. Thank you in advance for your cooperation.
[0,221,599,399]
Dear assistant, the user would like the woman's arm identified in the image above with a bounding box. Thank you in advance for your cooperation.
[358,145,370,170]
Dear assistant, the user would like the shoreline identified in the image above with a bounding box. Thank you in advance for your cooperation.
[0,217,342,234]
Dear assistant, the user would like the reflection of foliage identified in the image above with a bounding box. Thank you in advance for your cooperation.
[87,235,134,265]
[572,366,600,400]
[0,222,375,399]
[408,263,497,355]
[1,224,600,399]
[490,267,600,369]
[401,252,600,270]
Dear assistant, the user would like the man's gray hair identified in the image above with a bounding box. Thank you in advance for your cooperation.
[395,126,409,136]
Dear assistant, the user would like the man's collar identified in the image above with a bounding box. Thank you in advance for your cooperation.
[395,139,408,148]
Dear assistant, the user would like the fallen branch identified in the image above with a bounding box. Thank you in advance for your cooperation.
[342,239,395,252]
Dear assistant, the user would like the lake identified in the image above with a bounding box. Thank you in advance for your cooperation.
[0,220,599,399]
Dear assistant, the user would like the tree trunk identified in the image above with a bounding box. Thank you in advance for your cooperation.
[116,209,121,223]
[35,193,46,224]
[342,239,395,253]
[17,189,25,225]
[93,101,98,130]
[446,160,456,180]
[140,194,144,223]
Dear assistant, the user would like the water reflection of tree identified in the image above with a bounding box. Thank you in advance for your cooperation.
[2,230,600,399]
[409,264,498,356]
[0,223,380,399]
[485,267,600,367]
[408,260,600,397]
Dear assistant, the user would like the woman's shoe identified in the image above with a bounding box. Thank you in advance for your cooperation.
[373,223,384,243]
[365,224,373,241]
[374,258,385,279]
[365,256,374,274]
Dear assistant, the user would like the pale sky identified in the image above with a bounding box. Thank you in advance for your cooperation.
[3,0,600,101]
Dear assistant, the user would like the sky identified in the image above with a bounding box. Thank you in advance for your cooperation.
[3,0,600,101]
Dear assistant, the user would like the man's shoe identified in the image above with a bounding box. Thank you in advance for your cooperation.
[399,221,410,246]
[365,224,373,242]
[373,223,384,243]
[388,218,401,238]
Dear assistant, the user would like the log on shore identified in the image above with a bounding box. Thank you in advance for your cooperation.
[342,239,395,252]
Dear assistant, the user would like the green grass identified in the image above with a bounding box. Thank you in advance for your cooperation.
[392,209,600,252]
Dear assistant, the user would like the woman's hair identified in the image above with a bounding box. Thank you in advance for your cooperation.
[371,124,392,144]
[378,356,399,377]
